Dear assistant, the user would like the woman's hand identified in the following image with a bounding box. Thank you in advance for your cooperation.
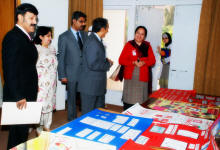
[157,46,161,54]
[134,60,145,67]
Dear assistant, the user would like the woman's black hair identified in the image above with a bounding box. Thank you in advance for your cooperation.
[135,26,148,38]
[163,32,172,47]
[33,26,52,45]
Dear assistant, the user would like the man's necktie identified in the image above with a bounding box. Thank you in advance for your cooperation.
[76,32,83,50]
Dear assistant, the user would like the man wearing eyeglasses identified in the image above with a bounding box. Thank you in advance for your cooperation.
[57,11,88,121]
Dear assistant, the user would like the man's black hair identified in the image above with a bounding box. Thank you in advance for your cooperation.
[71,11,87,21]
[15,3,38,23]
[92,18,108,33]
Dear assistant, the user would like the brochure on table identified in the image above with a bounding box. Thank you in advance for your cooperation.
[123,103,213,130]
[52,109,153,149]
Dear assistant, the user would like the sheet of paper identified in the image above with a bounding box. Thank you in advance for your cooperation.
[113,115,129,124]
[98,134,115,143]
[177,129,199,139]
[76,128,93,137]
[1,102,42,125]
[120,129,141,140]
[56,127,72,135]
[135,135,149,145]
[161,138,188,150]
[80,117,114,130]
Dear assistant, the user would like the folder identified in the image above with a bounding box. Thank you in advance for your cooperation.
[1,102,42,125]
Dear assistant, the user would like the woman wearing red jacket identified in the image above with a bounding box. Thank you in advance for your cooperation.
[119,26,156,110]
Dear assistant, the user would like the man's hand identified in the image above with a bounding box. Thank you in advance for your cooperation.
[107,58,114,67]
[61,78,68,84]
[16,99,27,110]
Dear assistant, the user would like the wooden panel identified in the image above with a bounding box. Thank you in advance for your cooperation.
[194,0,220,96]
[68,0,103,30]
[0,0,15,83]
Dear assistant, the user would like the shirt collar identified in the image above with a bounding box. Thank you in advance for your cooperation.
[94,33,101,42]
[70,27,77,34]
[70,27,82,40]
[16,24,31,40]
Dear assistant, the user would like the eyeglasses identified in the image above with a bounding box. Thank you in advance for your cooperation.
[77,20,86,23]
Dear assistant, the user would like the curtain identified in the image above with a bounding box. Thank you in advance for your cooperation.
[68,0,103,30]
[194,0,220,96]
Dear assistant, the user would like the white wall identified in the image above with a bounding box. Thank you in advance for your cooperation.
[21,0,68,110]
[21,0,69,49]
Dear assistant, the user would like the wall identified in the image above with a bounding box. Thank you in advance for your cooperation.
[21,0,69,48]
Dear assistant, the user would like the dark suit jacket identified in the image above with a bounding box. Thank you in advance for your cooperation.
[57,29,88,82]
[2,26,38,102]
[78,33,111,96]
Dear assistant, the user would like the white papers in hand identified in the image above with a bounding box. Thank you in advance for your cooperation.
[1,102,42,125]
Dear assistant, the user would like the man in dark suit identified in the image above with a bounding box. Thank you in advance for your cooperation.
[2,3,38,149]
[57,11,88,121]
[78,18,113,115]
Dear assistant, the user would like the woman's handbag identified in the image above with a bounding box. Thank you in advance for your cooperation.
[110,65,124,81]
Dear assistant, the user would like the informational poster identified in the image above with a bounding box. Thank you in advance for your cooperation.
[52,109,153,149]
[120,122,209,150]
[120,114,220,150]
[123,103,213,130]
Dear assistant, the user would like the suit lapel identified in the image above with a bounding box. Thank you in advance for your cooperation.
[91,33,105,51]
[14,26,32,42]
[67,30,81,49]
[79,31,86,44]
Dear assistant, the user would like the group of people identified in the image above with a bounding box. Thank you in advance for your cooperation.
[1,3,172,150]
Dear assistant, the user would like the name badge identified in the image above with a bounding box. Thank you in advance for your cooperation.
[132,50,136,56]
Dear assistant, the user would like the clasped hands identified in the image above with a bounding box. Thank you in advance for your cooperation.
[133,60,145,67]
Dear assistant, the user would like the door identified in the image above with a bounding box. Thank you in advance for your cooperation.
[168,5,201,90]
